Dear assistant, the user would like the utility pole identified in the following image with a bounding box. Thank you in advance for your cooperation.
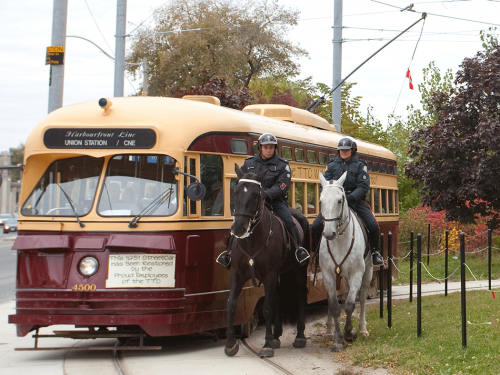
[142,57,148,95]
[114,0,127,97]
[332,0,343,130]
[48,0,68,113]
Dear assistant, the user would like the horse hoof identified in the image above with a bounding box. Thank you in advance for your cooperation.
[224,341,239,356]
[344,328,357,343]
[271,339,281,349]
[325,334,335,341]
[331,343,344,352]
[361,330,369,337]
[259,347,274,357]
[293,337,306,348]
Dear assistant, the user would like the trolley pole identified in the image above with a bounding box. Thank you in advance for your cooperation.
[114,0,127,97]
[48,0,68,113]
[332,0,343,129]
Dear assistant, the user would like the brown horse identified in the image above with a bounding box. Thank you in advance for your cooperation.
[224,164,309,357]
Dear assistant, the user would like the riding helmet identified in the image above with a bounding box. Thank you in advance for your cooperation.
[337,137,357,155]
[258,133,278,148]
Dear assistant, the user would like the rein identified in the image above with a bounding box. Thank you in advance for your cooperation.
[326,217,356,276]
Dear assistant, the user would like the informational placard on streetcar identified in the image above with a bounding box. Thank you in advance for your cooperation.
[43,128,156,149]
[106,254,176,288]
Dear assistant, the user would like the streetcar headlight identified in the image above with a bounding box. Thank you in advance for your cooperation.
[79,257,99,276]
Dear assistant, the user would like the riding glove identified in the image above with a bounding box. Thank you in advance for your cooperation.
[346,194,356,207]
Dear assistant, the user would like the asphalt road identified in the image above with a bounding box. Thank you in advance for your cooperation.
[0,232,16,304]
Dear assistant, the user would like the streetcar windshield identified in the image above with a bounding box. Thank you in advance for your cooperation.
[21,156,104,216]
[97,154,178,217]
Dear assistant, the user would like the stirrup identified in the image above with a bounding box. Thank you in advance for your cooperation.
[295,247,310,265]
[216,251,231,269]
[372,251,383,266]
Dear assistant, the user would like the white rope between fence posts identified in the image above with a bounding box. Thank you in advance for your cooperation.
[419,261,461,283]
[390,257,414,275]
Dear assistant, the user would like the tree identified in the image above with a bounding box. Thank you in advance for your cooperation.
[249,76,315,108]
[174,77,253,110]
[406,43,500,223]
[9,143,24,182]
[126,0,308,96]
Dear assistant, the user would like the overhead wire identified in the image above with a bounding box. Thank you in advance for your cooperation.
[83,0,115,56]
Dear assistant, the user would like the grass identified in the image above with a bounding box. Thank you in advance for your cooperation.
[337,291,500,375]
[394,252,500,285]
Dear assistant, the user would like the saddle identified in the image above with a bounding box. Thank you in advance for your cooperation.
[349,209,371,259]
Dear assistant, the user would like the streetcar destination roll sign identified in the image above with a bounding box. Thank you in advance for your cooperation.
[44,128,157,149]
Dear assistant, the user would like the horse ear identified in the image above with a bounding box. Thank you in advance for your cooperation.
[336,171,348,186]
[256,168,267,182]
[319,172,328,187]
[235,163,243,179]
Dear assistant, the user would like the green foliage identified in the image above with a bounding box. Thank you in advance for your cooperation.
[126,0,308,96]
[480,27,499,53]
[348,291,500,374]
[9,143,24,182]
[249,76,315,108]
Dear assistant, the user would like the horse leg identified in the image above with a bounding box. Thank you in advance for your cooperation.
[326,289,344,352]
[272,280,282,349]
[293,265,308,349]
[358,262,373,337]
[225,272,245,356]
[259,272,278,358]
[343,273,363,343]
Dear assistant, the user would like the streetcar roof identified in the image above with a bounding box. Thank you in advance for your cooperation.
[24,96,395,162]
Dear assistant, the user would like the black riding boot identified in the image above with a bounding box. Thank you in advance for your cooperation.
[290,226,310,265]
[216,250,231,270]
[369,230,383,266]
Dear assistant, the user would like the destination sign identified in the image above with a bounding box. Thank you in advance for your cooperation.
[46,46,65,65]
[44,128,157,149]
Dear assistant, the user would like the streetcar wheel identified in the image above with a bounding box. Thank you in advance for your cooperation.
[240,307,260,338]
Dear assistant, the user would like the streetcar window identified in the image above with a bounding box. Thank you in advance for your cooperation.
[294,182,305,213]
[307,150,316,164]
[230,178,237,215]
[388,189,394,213]
[380,163,387,173]
[97,154,178,217]
[372,162,379,172]
[295,148,304,162]
[231,139,248,154]
[381,189,387,214]
[252,141,259,155]
[307,183,317,214]
[282,146,292,160]
[329,154,336,162]
[395,190,399,213]
[373,188,380,214]
[21,156,104,217]
[394,165,398,175]
[201,154,224,216]
[366,161,372,171]
[387,164,394,175]
[319,152,327,165]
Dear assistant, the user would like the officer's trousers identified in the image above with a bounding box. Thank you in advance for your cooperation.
[270,200,295,233]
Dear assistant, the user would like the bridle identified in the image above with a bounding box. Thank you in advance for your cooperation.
[322,184,351,236]
[232,179,265,235]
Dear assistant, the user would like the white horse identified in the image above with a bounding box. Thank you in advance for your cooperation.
[318,171,373,352]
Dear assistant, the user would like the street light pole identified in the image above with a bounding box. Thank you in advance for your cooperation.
[48,0,68,113]
[114,0,127,97]
[332,0,343,130]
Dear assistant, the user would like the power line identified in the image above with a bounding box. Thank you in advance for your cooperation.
[83,0,115,56]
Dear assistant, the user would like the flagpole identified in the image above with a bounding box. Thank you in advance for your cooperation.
[306,12,427,112]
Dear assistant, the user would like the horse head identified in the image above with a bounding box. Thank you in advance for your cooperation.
[319,171,348,240]
[231,163,267,238]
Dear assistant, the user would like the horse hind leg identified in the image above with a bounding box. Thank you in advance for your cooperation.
[358,263,374,337]
[292,266,308,349]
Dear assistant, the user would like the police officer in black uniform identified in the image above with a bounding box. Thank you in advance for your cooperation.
[217,133,310,269]
[311,137,384,266]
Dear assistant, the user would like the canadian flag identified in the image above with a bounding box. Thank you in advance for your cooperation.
[406,69,414,90]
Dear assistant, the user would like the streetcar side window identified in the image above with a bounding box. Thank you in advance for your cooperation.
[319,152,327,165]
[282,146,292,160]
[295,149,304,162]
[307,150,316,164]
[200,154,223,216]
[21,156,104,217]
[294,182,305,213]
[307,183,317,214]
[230,139,248,154]
[97,154,178,217]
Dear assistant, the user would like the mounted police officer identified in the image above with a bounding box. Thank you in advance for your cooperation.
[311,137,384,266]
[217,133,310,269]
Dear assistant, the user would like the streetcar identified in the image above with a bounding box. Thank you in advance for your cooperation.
[8,95,398,342]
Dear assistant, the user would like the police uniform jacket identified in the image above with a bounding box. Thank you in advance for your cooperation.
[240,153,291,203]
[324,154,369,204]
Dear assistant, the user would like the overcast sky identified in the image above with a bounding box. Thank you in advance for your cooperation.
[1,0,498,153]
